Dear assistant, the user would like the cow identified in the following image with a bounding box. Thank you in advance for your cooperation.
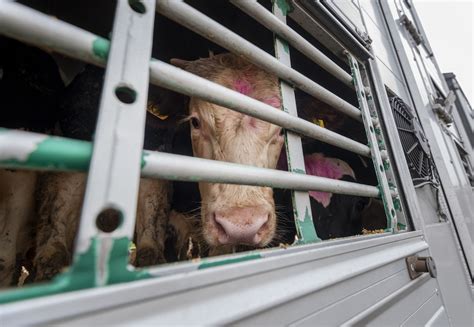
[170,53,284,251]
[294,92,386,238]
[0,38,64,287]
[304,153,368,239]
[0,170,37,287]
[277,151,372,241]
[30,65,183,281]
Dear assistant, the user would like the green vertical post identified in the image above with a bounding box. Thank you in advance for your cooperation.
[273,0,320,243]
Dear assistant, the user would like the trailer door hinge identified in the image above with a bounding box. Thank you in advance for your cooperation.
[355,27,372,47]
[406,255,437,279]
[400,14,423,46]
[433,90,456,124]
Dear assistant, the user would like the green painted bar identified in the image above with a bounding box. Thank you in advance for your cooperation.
[273,1,319,245]
[198,253,262,270]
[107,237,151,285]
[0,129,92,171]
[275,0,293,16]
[92,37,110,61]
[297,207,321,244]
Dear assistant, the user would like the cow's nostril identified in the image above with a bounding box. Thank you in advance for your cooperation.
[257,219,270,237]
[212,212,230,244]
[214,209,269,245]
[214,221,226,236]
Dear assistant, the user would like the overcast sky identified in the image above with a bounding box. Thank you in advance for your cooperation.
[414,0,473,105]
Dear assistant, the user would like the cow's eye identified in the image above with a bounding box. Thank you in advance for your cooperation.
[191,117,201,129]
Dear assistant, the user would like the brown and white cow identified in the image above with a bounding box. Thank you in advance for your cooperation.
[32,172,173,281]
[0,63,180,285]
[30,66,178,281]
[0,170,36,287]
[171,53,284,249]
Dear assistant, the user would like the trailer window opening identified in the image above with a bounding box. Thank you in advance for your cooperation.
[0,0,408,303]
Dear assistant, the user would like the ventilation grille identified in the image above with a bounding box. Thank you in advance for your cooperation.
[390,96,434,181]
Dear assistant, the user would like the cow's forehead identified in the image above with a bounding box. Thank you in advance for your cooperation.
[189,59,281,136]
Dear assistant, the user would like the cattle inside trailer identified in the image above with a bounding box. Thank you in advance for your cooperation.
[0,0,472,325]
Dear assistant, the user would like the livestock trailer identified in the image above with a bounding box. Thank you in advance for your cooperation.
[0,0,473,325]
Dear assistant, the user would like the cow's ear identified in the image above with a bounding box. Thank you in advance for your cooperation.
[170,58,190,69]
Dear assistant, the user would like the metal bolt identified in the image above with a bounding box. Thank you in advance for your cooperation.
[406,256,437,279]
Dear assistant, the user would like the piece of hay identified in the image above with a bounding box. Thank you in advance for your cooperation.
[129,242,137,265]
[362,228,385,235]
[186,237,194,260]
[18,266,30,287]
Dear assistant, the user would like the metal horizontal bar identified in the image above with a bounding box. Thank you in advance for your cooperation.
[0,1,371,157]
[145,151,379,197]
[150,61,371,157]
[0,129,380,198]
[147,230,394,277]
[0,232,423,324]
[230,0,354,88]
[0,0,106,67]
[154,0,362,121]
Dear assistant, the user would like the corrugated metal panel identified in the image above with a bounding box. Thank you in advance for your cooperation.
[0,232,429,325]
[426,306,450,327]
[239,253,422,325]
[355,277,440,325]
[401,289,445,326]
